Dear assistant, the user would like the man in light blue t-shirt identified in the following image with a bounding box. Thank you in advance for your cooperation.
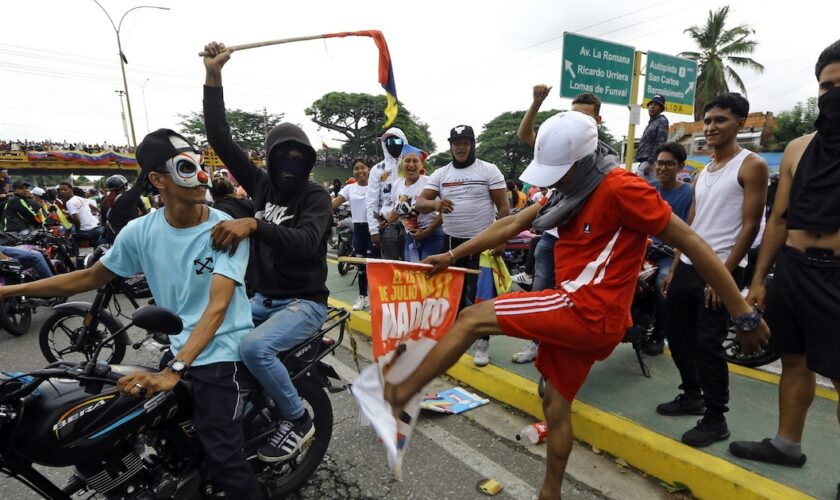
[0,129,264,499]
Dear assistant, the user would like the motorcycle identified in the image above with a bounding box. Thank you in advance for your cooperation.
[622,241,674,378]
[39,245,156,365]
[504,229,537,291]
[333,205,353,276]
[0,229,75,336]
[0,303,349,499]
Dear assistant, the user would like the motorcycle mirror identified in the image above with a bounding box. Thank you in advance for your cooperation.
[132,306,183,336]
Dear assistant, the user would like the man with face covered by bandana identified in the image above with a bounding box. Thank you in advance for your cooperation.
[730,41,840,484]
[384,111,770,499]
[202,42,332,464]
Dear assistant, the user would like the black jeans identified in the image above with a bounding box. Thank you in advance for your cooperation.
[160,353,264,498]
[665,264,744,419]
[444,235,487,341]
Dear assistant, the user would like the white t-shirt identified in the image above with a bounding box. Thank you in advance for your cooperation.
[65,195,100,231]
[426,159,506,238]
[338,183,369,224]
[392,175,437,231]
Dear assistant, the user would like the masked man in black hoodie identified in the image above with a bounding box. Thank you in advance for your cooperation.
[202,41,332,463]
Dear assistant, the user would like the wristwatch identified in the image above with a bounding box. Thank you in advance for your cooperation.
[167,358,189,377]
[732,306,762,331]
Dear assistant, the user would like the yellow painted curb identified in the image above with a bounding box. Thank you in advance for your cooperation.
[328,295,813,500]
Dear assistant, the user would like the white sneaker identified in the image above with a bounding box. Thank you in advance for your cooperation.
[473,338,490,367]
[511,341,538,364]
[352,296,369,311]
[511,272,534,286]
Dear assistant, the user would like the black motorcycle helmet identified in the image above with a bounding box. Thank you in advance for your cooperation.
[106,175,128,191]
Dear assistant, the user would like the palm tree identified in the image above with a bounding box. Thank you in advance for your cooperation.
[679,6,765,120]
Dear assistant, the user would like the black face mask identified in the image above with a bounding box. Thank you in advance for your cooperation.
[815,86,840,137]
[384,137,404,159]
[269,147,309,198]
[451,141,476,169]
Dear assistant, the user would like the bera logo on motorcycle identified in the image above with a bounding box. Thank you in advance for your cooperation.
[52,396,112,435]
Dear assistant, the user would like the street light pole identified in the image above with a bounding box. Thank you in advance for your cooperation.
[142,78,151,134]
[91,0,169,149]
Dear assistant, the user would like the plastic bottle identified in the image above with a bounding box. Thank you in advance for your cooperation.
[516,421,548,444]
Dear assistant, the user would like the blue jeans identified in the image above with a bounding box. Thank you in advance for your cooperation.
[0,246,53,279]
[404,227,445,262]
[352,222,380,296]
[532,233,557,292]
[240,294,327,420]
[71,226,105,255]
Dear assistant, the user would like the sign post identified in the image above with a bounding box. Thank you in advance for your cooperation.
[624,52,643,171]
[643,51,699,115]
[560,33,635,106]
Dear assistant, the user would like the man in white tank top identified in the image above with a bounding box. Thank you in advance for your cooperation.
[658,93,769,448]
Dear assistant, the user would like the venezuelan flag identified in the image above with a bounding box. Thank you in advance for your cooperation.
[322,30,398,128]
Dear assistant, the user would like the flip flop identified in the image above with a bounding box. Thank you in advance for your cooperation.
[729,438,807,467]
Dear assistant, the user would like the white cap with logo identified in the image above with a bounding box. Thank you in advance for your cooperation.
[520,111,599,188]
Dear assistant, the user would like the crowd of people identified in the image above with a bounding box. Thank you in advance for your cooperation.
[0,37,837,500]
[0,140,132,154]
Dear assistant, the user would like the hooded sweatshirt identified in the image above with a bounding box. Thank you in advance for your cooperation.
[365,127,407,236]
[204,86,331,304]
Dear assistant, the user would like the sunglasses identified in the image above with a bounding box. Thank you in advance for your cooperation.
[384,137,404,146]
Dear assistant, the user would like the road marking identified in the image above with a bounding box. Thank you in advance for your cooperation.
[324,355,538,500]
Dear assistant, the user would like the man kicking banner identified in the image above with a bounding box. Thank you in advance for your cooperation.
[351,260,465,477]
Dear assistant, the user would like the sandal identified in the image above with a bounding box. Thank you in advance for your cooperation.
[729,438,807,467]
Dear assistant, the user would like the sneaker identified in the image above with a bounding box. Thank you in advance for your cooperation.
[642,337,665,356]
[352,295,369,311]
[681,417,729,447]
[512,341,538,364]
[511,272,534,286]
[729,438,807,467]
[473,338,490,367]
[656,393,706,416]
[258,411,315,463]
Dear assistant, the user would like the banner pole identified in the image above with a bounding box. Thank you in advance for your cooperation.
[624,50,643,171]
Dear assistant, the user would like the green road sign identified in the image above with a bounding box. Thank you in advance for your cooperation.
[561,32,635,106]
[643,51,698,115]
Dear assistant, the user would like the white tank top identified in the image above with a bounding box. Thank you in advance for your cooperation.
[681,148,752,268]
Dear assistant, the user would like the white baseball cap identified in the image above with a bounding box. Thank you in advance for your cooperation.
[31,187,46,197]
[520,111,598,188]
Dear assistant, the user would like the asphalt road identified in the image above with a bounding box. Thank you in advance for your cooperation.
[0,291,662,499]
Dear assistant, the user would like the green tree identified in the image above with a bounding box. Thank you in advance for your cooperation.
[74,175,91,186]
[772,97,818,151]
[177,109,284,152]
[475,110,619,179]
[679,6,765,120]
[305,92,436,160]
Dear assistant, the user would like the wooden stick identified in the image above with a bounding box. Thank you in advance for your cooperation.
[198,35,326,56]
[336,256,481,275]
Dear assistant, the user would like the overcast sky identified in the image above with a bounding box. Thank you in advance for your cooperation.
[2,0,837,155]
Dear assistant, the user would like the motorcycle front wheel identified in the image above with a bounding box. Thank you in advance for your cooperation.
[250,378,334,498]
[724,324,780,368]
[39,310,126,364]
[336,241,351,276]
[0,297,32,336]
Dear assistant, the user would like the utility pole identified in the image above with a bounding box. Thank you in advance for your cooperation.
[142,78,151,134]
[115,90,130,146]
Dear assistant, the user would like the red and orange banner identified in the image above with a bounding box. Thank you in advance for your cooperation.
[367,260,465,361]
